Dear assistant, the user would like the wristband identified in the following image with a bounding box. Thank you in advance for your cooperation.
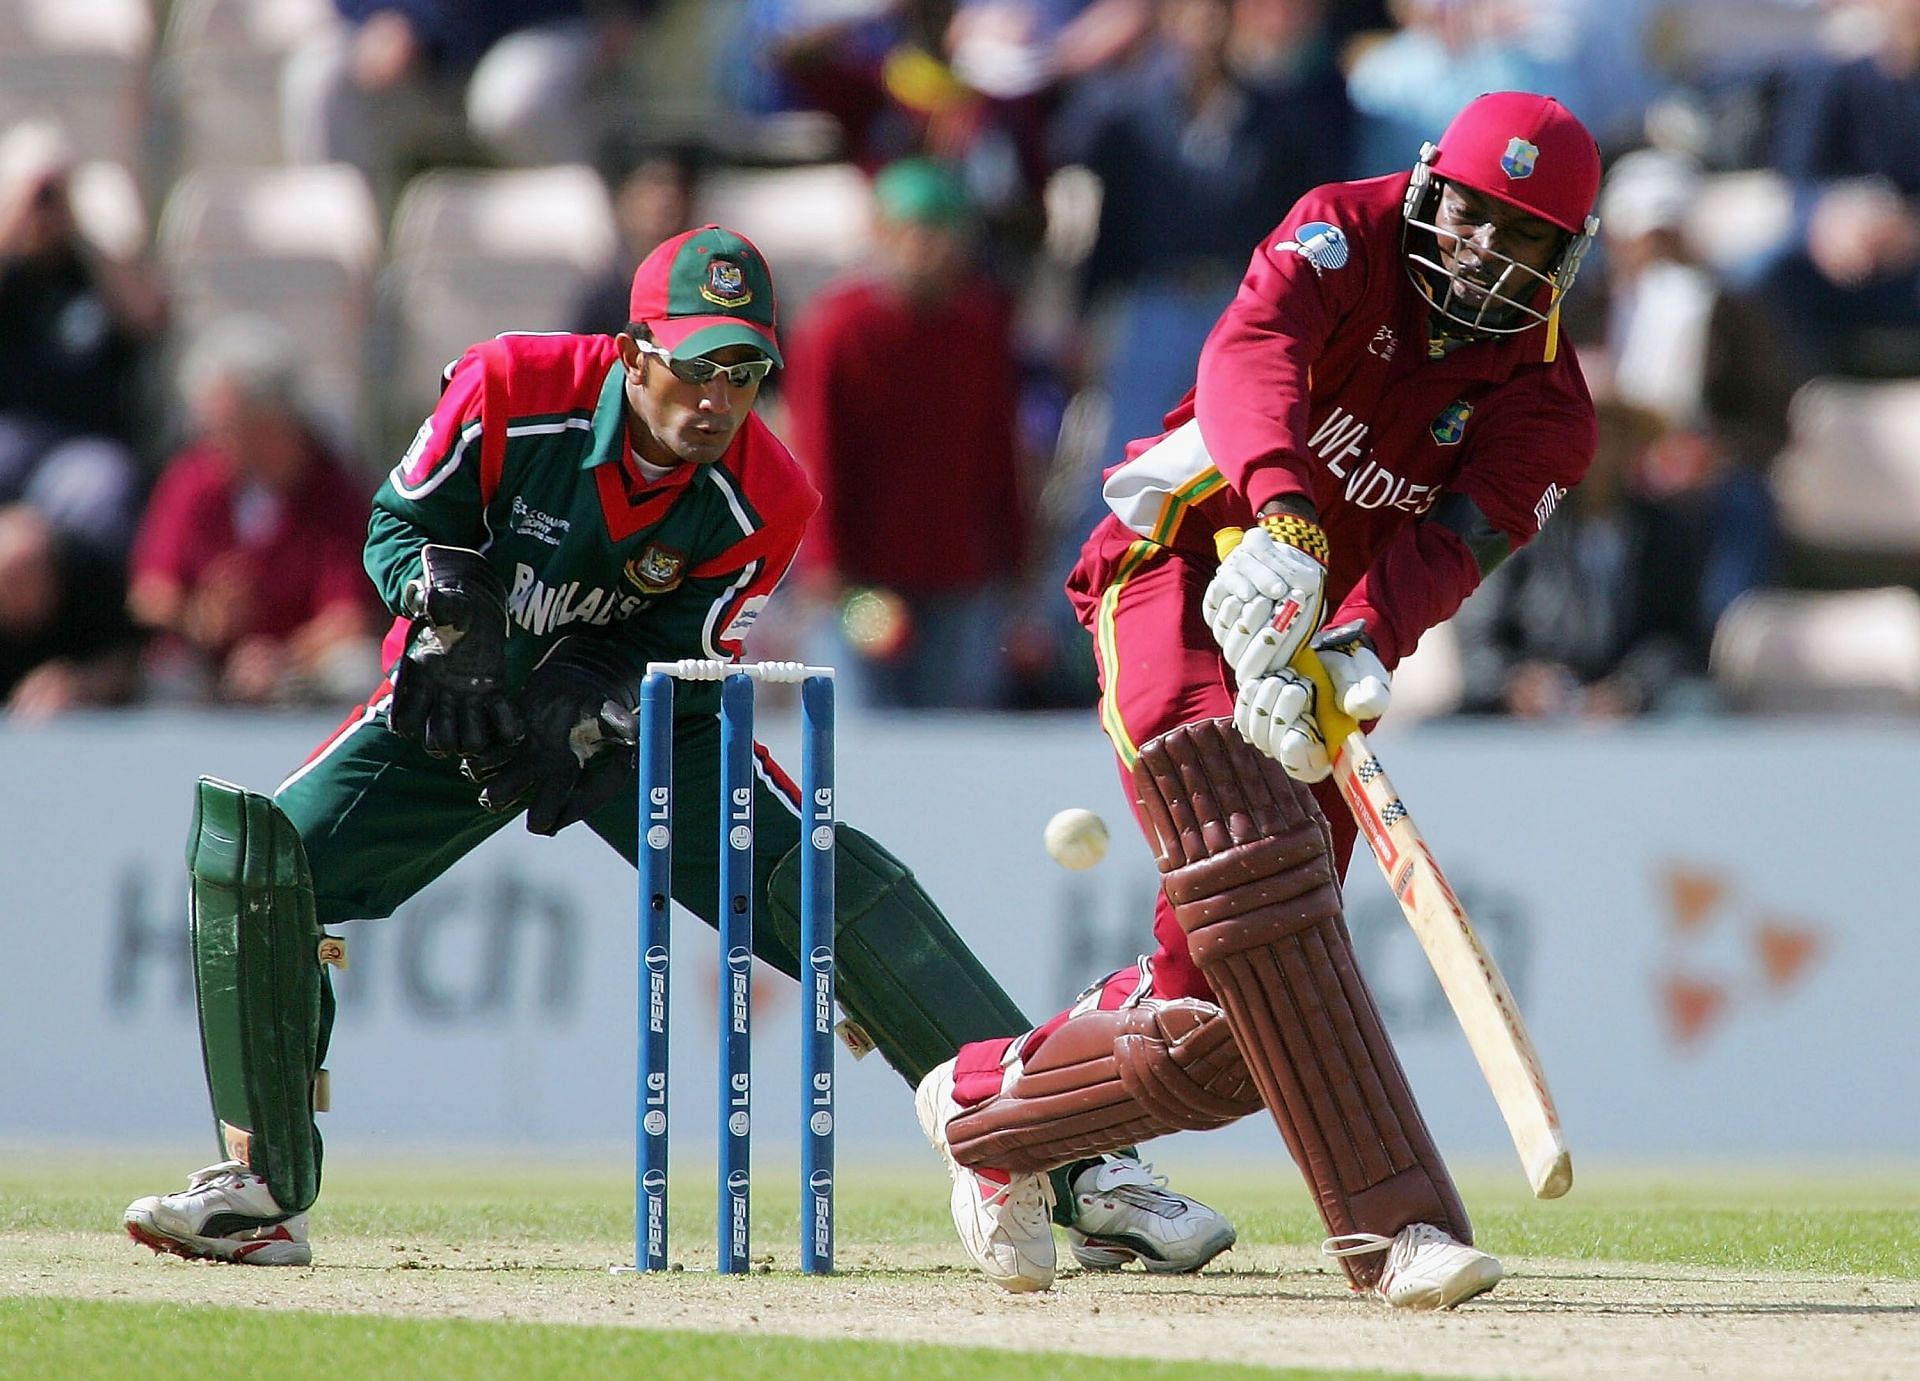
[1256,512,1331,567]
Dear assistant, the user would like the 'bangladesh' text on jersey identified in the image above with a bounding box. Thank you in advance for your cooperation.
[367,333,818,690]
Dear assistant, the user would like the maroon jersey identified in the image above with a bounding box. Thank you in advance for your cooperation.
[1080,173,1597,665]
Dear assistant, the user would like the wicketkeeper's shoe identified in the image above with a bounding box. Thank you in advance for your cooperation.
[915,1056,1056,1292]
[1064,1155,1236,1273]
[1324,1221,1503,1309]
[124,1160,311,1267]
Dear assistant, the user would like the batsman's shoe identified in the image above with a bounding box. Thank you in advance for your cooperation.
[1324,1222,1502,1309]
[1065,1155,1236,1273]
[124,1161,311,1266]
[915,1057,1057,1292]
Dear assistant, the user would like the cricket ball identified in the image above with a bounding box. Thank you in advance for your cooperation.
[1043,808,1109,871]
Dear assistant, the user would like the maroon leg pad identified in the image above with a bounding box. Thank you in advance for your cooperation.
[946,998,1262,1173]
[1130,717,1471,1287]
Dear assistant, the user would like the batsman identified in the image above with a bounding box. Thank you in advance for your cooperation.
[916,92,1603,1306]
[123,225,1227,1273]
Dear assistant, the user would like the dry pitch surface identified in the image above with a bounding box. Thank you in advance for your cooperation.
[10,1213,1917,1380]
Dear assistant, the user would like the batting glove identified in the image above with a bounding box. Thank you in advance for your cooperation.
[1314,620,1392,721]
[1232,623,1391,783]
[1233,669,1331,783]
[1203,513,1331,685]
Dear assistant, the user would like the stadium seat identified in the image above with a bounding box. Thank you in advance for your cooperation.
[156,163,381,442]
[1651,1,1843,73]
[0,0,154,167]
[380,163,616,433]
[157,0,333,169]
[1711,587,1920,714]
[1771,378,1920,584]
[691,163,872,315]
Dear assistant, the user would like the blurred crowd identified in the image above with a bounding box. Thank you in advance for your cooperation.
[5,0,1920,722]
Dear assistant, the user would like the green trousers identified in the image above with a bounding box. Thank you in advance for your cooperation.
[264,694,1098,1221]
[280,696,810,979]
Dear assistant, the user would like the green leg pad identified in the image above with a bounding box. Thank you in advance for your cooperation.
[766,826,1030,1088]
[189,777,332,1214]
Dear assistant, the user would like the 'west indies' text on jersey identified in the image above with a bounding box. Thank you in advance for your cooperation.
[366,333,818,688]
[1078,172,1597,666]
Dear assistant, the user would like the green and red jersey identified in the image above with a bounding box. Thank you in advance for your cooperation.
[366,332,818,689]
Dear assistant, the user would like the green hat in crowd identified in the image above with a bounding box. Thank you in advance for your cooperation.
[628,224,782,366]
[873,158,974,229]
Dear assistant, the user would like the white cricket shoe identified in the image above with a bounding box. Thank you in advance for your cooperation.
[1324,1221,1503,1309]
[915,1057,1056,1292]
[1065,1156,1236,1273]
[124,1160,311,1266]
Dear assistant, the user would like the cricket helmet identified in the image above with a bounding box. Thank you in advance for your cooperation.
[1402,91,1602,336]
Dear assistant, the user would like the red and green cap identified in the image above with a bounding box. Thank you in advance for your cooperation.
[628,224,782,366]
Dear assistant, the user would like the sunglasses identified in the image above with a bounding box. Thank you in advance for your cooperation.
[634,339,775,389]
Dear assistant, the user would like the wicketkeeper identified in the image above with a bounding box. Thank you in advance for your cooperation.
[915,92,1604,1306]
[124,225,1225,1272]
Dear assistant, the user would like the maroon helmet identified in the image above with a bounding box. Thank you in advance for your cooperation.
[1402,91,1602,336]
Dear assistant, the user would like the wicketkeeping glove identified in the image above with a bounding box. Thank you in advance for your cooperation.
[466,636,638,836]
[1203,512,1331,685]
[388,545,524,758]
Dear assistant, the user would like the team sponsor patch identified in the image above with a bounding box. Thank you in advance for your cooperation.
[624,543,687,594]
[1430,400,1473,446]
[721,594,769,642]
[700,258,751,309]
[1273,221,1350,273]
[1501,137,1539,180]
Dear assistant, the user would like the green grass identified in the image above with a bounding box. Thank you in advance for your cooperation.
[11,1156,1916,1279]
[0,1298,1418,1381]
[5,1156,1914,1378]
[1199,1167,1920,1279]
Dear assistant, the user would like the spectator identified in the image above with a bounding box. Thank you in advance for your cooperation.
[1752,0,1920,375]
[282,1,655,186]
[741,1,1148,260]
[1041,0,1352,650]
[1591,149,1799,470]
[1450,400,1724,719]
[1345,0,1548,178]
[128,320,381,706]
[0,503,140,719]
[0,121,159,565]
[570,144,702,337]
[781,158,1029,708]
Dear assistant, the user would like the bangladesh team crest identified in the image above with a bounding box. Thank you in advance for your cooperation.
[700,258,752,309]
[1501,137,1539,180]
[625,543,687,594]
[1430,400,1473,445]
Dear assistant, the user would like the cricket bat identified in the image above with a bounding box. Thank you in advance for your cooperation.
[1291,644,1573,1198]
